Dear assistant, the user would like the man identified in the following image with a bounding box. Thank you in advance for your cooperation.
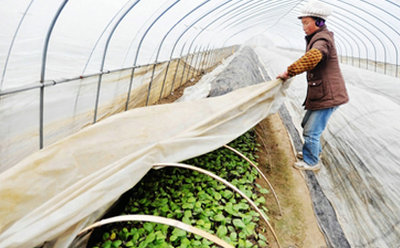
[277,0,349,171]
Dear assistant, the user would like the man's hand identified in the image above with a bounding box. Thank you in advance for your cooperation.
[276,71,289,81]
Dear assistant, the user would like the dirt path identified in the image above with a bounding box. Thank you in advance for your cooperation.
[256,113,327,248]
[155,75,201,105]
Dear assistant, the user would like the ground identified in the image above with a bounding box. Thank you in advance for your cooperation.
[156,74,203,105]
[255,114,327,248]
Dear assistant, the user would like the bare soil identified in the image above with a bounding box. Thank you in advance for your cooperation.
[155,74,203,105]
[255,113,327,248]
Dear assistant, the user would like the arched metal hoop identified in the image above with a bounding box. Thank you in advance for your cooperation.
[223,144,282,216]
[152,162,282,248]
[39,0,68,149]
[77,214,233,248]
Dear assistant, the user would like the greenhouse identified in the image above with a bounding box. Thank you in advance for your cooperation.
[1,0,399,247]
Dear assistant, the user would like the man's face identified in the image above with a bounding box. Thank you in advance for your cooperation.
[301,17,319,35]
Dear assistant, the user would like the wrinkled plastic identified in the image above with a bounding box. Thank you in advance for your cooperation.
[177,51,237,102]
[209,47,269,97]
[0,79,286,248]
[179,46,271,101]
[256,45,400,247]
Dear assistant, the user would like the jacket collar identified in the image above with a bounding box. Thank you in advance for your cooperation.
[305,25,327,43]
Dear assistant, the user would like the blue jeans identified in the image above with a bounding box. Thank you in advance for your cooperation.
[301,107,338,165]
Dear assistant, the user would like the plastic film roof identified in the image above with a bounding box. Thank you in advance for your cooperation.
[1,0,400,91]
[2,1,400,247]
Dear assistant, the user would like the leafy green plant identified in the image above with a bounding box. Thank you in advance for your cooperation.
[90,129,270,248]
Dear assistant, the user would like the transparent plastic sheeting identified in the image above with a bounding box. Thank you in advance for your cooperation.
[0,49,233,173]
[208,47,270,97]
[177,46,271,102]
[2,0,400,91]
[177,50,238,102]
[254,43,400,247]
[0,79,286,248]
[0,0,233,90]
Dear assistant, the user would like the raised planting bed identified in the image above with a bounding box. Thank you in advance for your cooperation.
[87,129,274,248]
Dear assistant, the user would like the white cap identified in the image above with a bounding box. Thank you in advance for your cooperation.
[297,0,332,20]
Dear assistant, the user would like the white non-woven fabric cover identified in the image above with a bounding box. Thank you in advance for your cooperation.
[0,79,286,248]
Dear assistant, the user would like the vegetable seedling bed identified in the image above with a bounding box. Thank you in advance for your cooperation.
[88,129,271,248]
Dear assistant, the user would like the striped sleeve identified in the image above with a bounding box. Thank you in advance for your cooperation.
[287,48,323,77]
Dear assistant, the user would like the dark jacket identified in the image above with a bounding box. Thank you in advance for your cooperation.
[304,25,349,110]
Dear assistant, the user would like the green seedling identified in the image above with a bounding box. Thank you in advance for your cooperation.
[91,129,270,247]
